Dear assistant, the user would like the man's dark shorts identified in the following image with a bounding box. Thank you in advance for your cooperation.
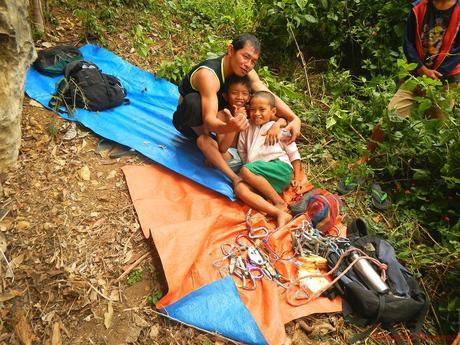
[172,93,202,139]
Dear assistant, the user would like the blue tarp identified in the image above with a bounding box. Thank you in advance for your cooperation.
[25,44,235,200]
[164,276,267,345]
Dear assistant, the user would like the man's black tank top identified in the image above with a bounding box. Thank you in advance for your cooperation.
[178,55,227,110]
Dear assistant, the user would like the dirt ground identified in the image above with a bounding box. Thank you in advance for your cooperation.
[0,77,350,345]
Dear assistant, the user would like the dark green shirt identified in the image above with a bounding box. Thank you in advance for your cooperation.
[178,55,227,110]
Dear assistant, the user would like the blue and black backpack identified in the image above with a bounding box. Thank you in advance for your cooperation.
[328,223,429,345]
[50,60,128,112]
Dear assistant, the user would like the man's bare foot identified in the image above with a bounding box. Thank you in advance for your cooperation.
[204,159,215,168]
[231,176,243,186]
[276,211,292,228]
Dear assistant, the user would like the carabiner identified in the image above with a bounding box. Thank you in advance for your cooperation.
[221,243,239,257]
[248,226,269,239]
[246,209,269,239]
[235,233,255,249]
[234,267,257,290]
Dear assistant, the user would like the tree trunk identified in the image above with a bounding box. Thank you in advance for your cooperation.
[31,0,44,35]
[43,0,49,19]
[0,0,36,171]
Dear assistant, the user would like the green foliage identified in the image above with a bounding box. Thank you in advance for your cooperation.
[32,28,44,41]
[302,58,396,161]
[257,66,309,115]
[127,269,143,286]
[256,0,408,75]
[176,0,255,34]
[313,57,460,332]
[439,296,460,334]
[105,0,156,9]
[74,9,106,39]
[156,57,193,85]
[46,121,60,138]
[132,24,154,57]
[147,290,163,305]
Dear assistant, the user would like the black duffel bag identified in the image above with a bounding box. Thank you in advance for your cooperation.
[34,45,83,76]
[50,60,128,112]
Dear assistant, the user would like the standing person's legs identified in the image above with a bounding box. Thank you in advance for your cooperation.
[387,86,417,118]
[370,86,415,150]
[354,86,415,165]
[234,182,292,227]
[354,82,456,166]
[379,83,455,142]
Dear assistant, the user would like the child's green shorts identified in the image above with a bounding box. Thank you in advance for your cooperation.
[244,159,292,193]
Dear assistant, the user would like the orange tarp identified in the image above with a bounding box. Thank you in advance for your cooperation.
[123,164,342,345]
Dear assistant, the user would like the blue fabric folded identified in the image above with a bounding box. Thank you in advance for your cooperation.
[164,276,267,345]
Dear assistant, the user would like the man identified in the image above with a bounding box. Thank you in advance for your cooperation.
[172,33,302,185]
[359,0,459,161]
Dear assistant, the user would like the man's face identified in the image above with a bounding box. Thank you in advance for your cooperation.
[229,43,260,77]
[225,83,250,109]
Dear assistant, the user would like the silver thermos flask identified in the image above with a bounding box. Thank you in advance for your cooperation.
[350,251,390,294]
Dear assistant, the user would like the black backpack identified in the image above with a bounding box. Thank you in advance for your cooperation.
[34,45,83,76]
[328,229,429,344]
[50,60,128,112]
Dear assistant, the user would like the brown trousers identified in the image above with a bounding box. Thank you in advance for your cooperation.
[388,82,458,119]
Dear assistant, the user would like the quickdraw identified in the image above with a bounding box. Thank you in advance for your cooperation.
[213,209,291,290]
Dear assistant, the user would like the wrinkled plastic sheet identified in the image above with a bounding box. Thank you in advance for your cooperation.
[122,164,342,345]
[25,44,235,200]
[163,276,267,345]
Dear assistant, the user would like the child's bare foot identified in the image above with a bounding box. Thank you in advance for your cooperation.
[277,211,292,228]
[274,202,289,212]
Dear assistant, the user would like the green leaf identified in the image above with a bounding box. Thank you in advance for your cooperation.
[304,14,318,23]
[138,45,149,57]
[416,97,432,113]
[401,79,418,91]
[147,291,163,305]
[295,0,306,9]
[393,131,403,140]
[326,116,336,129]
[442,176,460,185]
[412,169,431,181]
[407,62,418,71]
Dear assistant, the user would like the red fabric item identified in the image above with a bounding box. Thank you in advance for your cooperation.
[306,189,342,236]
